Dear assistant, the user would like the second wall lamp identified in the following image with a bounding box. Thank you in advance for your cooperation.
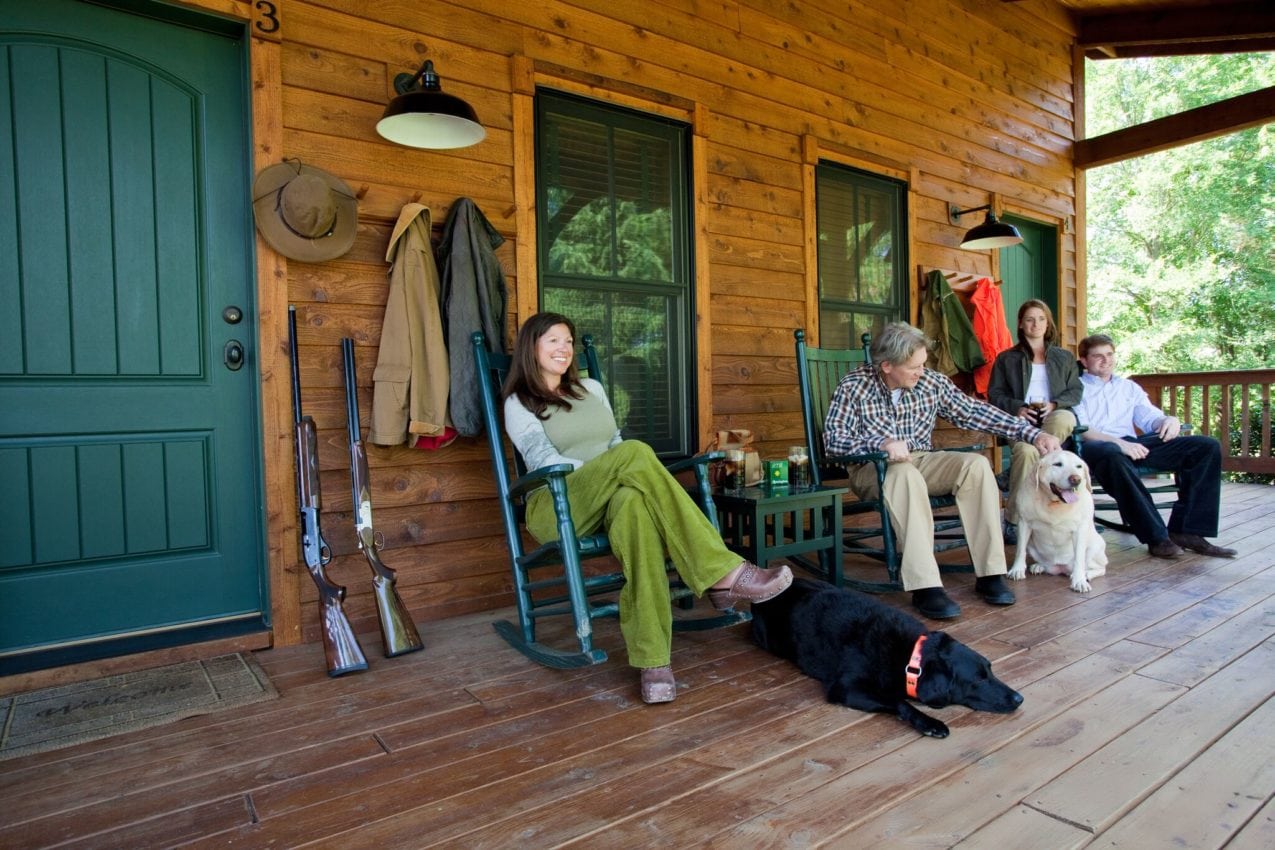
[376,59,486,150]
[950,203,1023,251]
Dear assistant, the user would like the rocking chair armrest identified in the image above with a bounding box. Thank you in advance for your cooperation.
[508,463,576,499]
[664,450,725,476]
[824,449,888,467]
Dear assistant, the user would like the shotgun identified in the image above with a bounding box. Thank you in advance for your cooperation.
[289,306,369,677]
[341,338,425,657]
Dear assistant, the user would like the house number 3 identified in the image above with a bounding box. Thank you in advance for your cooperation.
[255,1,280,34]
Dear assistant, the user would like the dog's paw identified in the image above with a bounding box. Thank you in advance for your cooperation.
[899,703,949,738]
[1006,564,1026,581]
[918,719,949,738]
[1029,562,1048,575]
[1070,577,1092,593]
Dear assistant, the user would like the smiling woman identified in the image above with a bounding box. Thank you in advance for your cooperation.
[500,312,793,703]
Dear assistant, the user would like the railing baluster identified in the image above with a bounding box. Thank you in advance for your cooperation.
[1263,384,1272,465]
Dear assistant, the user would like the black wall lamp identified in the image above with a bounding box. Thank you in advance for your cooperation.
[376,59,485,150]
[949,203,1023,250]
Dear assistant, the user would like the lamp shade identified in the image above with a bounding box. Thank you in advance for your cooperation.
[952,206,1023,250]
[376,60,485,149]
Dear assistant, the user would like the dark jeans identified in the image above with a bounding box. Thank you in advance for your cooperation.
[1081,434,1222,543]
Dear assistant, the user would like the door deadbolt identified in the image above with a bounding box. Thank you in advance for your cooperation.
[223,305,243,324]
[224,339,245,371]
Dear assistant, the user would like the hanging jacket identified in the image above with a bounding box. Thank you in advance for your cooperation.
[923,270,983,375]
[970,277,1013,396]
[438,198,508,437]
[919,270,957,375]
[369,203,453,446]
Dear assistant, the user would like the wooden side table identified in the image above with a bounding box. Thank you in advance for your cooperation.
[713,484,847,586]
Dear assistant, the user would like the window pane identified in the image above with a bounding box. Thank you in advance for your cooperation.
[613,128,674,282]
[818,308,889,351]
[543,113,612,277]
[542,287,682,452]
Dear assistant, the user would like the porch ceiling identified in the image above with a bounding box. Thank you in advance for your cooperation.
[1041,0,1275,59]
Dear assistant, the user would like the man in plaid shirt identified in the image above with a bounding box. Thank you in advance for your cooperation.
[825,322,1061,619]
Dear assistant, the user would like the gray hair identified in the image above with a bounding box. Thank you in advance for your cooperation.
[870,322,930,366]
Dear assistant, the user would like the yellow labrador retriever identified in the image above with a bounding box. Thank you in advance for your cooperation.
[1008,449,1108,593]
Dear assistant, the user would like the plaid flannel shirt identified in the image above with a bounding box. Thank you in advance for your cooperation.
[823,363,1042,457]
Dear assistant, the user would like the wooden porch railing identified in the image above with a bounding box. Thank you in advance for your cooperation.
[1131,368,1275,475]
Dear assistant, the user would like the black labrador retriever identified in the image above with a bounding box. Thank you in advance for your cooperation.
[752,578,1023,738]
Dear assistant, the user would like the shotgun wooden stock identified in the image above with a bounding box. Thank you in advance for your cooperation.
[341,338,425,658]
[290,307,368,677]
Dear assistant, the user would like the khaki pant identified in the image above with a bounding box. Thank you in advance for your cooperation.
[525,440,742,669]
[1005,410,1078,523]
[848,450,1004,591]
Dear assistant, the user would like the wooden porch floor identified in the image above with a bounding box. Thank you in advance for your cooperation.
[2,482,1273,849]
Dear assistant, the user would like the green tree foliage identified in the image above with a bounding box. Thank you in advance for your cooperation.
[1086,54,1275,373]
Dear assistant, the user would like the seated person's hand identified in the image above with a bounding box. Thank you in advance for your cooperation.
[1158,416,1181,441]
[1033,432,1062,455]
[1118,438,1150,460]
[881,438,911,463]
[1016,405,1036,423]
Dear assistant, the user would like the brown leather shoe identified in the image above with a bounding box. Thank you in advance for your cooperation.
[640,666,676,704]
[707,561,793,610]
[1148,539,1184,559]
[1169,532,1237,558]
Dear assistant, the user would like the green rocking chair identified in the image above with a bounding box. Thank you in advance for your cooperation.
[794,329,975,593]
[472,330,748,669]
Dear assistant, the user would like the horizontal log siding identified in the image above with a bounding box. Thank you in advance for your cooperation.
[255,0,1079,640]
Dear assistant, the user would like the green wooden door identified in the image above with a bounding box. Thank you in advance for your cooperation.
[0,0,266,669]
[998,214,1059,323]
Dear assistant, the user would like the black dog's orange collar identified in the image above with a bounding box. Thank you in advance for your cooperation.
[905,634,926,698]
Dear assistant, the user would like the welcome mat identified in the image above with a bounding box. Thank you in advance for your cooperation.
[0,653,277,761]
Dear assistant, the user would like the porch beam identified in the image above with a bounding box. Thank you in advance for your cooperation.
[1079,1,1275,59]
[1074,85,1275,169]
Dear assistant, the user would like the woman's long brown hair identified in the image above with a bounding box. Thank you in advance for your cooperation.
[502,312,587,420]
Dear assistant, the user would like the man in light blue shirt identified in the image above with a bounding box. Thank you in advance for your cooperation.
[1073,334,1236,559]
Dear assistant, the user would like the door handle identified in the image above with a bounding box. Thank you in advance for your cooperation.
[224,339,245,371]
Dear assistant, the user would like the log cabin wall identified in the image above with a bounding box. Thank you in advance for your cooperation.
[200,0,1085,646]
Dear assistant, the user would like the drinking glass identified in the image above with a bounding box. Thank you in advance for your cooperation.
[788,445,810,488]
[1028,395,1047,425]
[723,449,746,492]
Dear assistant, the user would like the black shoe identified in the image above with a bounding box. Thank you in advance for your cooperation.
[975,575,1016,606]
[1148,539,1184,559]
[912,587,961,619]
[1168,532,1237,558]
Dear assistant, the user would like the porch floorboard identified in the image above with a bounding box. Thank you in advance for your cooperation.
[2,482,1272,849]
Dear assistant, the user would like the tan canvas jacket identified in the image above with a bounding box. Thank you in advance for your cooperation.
[369,203,452,445]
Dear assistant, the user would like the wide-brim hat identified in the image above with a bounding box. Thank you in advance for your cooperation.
[252,159,357,262]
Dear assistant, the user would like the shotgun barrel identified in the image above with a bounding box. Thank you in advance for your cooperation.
[342,338,425,657]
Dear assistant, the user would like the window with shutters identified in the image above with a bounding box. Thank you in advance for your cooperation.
[816,162,908,348]
[535,90,695,456]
